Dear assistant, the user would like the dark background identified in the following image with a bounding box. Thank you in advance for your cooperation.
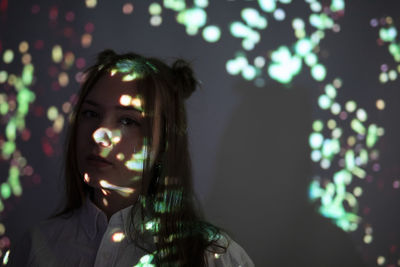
[0,0,399,266]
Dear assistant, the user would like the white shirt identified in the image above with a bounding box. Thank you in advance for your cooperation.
[8,199,254,267]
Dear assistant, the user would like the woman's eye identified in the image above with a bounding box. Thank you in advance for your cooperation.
[120,117,139,126]
[82,110,98,118]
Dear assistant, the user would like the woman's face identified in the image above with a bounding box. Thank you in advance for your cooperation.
[76,72,159,197]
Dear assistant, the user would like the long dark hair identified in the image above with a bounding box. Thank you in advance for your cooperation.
[60,49,226,266]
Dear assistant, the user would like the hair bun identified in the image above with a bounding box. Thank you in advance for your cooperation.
[97,49,117,64]
[172,59,198,99]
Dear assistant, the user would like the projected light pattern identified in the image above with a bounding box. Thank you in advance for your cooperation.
[0,1,398,265]
[371,17,400,84]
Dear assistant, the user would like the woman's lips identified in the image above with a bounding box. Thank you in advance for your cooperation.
[87,155,113,168]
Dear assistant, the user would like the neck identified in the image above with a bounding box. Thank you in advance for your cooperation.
[92,188,138,220]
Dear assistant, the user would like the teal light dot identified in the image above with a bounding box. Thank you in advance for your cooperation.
[295,38,312,56]
[318,94,331,109]
[304,53,317,66]
[311,150,322,162]
[330,103,341,115]
[273,8,285,21]
[194,0,208,8]
[242,66,256,80]
[258,0,276,12]
[356,108,368,122]
[310,2,322,12]
[311,64,326,81]
[309,132,324,149]
[292,18,305,30]
[202,25,221,43]
[241,8,267,29]
[331,0,345,12]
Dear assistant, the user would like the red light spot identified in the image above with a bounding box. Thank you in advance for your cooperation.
[42,139,54,156]
[21,129,31,141]
[49,6,58,20]
[32,174,41,184]
[0,0,8,13]
[34,105,44,117]
[34,40,44,50]
[63,27,74,38]
[85,22,95,33]
[51,81,61,91]
[65,11,75,22]
[31,4,40,14]
[76,58,86,69]
[362,206,370,215]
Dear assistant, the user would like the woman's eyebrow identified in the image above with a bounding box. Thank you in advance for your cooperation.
[84,99,141,113]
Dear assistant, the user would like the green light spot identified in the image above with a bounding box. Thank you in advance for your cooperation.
[309,132,323,149]
[176,8,206,35]
[241,8,267,29]
[202,25,221,43]
[388,43,400,62]
[366,124,378,148]
[356,108,367,122]
[3,49,14,64]
[2,142,16,157]
[310,2,322,12]
[6,119,16,140]
[325,84,337,99]
[47,106,58,121]
[331,103,341,115]
[312,120,324,132]
[1,183,11,199]
[304,53,317,66]
[350,119,366,135]
[22,64,34,85]
[292,18,305,30]
[149,2,162,15]
[330,0,345,12]
[52,45,63,63]
[0,101,9,115]
[295,38,312,56]
[258,0,276,12]
[318,94,331,109]
[311,64,326,81]
[194,0,208,8]
[309,14,334,30]
[134,254,155,267]
[273,9,285,21]
[345,150,355,170]
[0,71,8,83]
[380,27,397,42]
[345,101,357,112]
[311,150,322,162]
[242,66,256,80]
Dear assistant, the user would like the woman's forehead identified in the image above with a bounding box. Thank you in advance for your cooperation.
[85,73,142,106]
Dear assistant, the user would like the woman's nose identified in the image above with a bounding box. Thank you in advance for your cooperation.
[92,127,122,147]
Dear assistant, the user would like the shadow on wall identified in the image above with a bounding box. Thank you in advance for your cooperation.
[204,80,367,267]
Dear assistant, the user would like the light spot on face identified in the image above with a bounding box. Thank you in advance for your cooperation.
[99,180,135,197]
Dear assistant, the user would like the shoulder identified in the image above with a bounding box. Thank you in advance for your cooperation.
[205,234,254,267]
[6,211,80,266]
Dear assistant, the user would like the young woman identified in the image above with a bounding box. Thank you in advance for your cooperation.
[8,50,254,266]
